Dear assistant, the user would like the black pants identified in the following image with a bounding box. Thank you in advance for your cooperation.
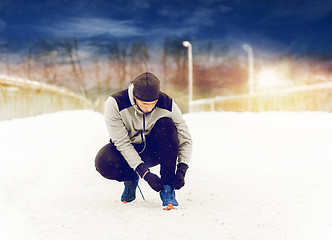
[95,117,179,185]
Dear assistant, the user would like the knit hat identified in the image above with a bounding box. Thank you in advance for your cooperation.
[133,72,160,101]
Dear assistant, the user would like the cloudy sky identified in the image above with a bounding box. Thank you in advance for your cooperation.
[1,0,332,56]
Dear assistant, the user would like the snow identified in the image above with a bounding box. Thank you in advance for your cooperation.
[1,110,332,240]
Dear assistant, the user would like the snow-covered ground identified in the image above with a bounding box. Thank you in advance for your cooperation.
[0,110,331,240]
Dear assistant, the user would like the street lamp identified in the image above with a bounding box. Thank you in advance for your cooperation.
[242,43,254,95]
[243,43,255,111]
[183,41,193,112]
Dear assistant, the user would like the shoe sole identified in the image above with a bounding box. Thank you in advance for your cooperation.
[122,199,136,204]
[162,204,177,210]
[121,198,135,203]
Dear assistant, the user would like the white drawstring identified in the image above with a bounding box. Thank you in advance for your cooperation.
[138,113,147,154]
[137,183,145,201]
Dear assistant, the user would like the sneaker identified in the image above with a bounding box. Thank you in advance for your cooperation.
[121,176,139,203]
[159,185,178,210]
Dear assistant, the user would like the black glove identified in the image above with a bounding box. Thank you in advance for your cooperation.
[171,163,189,190]
[144,172,164,192]
[136,163,164,192]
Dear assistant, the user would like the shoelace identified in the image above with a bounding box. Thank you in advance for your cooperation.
[137,184,145,201]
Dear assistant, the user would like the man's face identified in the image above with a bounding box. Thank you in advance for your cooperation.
[135,98,158,113]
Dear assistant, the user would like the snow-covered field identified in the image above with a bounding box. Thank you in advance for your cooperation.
[0,110,331,240]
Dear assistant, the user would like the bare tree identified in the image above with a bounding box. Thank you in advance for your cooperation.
[26,46,32,80]
[105,42,131,89]
[130,41,150,77]
[73,39,85,82]
[119,43,129,88]
[107,43,121,88]
[29,40,62,84]
[162,39,170,83]
[62,39,88,98]
[0,41,10,75]
[166,38,187,86]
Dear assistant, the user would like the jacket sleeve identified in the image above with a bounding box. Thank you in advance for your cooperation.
[171,101,193,166]
[104,96,143,170]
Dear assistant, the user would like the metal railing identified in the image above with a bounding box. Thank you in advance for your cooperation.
[0,76,93,120]
[190,82,332,112]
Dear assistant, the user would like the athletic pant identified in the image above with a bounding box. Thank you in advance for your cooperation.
[95,117,179,185]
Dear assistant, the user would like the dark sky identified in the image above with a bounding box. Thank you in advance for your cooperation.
[1,0,332,56]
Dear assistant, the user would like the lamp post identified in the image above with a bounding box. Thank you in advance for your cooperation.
[243,43,255,111]
[242,43,254,96]
[183,41,193,112]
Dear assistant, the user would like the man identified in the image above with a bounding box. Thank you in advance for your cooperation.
[95,72,192,210]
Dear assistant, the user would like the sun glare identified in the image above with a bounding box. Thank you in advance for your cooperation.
[256,69,281,89]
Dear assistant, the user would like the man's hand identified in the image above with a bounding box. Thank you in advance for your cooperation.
[136,163,164,192]
[144,172,164,192]
[171,163,189,190]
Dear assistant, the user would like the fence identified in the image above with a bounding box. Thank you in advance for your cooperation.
[190,82,332,112]
[0,76,93,121]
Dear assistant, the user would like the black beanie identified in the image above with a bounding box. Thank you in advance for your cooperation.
[133,72,160,101]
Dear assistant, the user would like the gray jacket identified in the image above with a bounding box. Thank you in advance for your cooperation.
[104,83,192,170]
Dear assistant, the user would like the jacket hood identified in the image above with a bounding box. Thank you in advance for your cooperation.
[128,83,136,106]
[128,83,146,115]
